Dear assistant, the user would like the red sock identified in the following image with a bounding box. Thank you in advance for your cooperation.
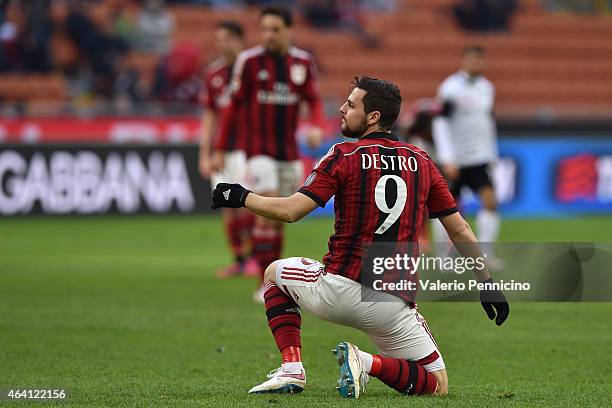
[263,282,301,352]
[252,225,283,277]
[235,210,255,250]
[281,345,301,363]
[224,215,243,259]
[370,355,438,395]
[370,354,382,376]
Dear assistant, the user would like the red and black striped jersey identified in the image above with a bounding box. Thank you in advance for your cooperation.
[216,45,324,160]
[200,57,246,151]
[299,132,457,290]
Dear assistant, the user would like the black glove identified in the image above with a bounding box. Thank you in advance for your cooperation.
[479,278,510,326]
[211,183,251,209]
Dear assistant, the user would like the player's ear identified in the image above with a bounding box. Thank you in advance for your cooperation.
[367,111,381,126]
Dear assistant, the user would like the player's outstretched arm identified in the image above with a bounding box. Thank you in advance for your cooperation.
[440,212,510,326]
[245,193,318,223]
[211,183,318,223]
[440,212,490,281]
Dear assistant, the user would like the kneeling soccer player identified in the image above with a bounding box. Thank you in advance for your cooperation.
[211,76,509,398]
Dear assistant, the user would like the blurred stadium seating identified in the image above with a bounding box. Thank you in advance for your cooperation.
[1,0,611,121]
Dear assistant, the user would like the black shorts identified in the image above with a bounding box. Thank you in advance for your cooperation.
[449,164,493,199]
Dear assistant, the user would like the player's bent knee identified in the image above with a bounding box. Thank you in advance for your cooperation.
[263,261,281,283]
[483,199,497,211]
[480,188,498,211]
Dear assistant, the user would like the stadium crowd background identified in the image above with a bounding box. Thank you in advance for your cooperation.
[1,0,611,122]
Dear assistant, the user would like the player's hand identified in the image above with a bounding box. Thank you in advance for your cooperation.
[479,278,510,326]
[199,151,211,179]
[212,183,252,209]
[442,163,460,182]
[211,150,225,173]
[305,127,323,148]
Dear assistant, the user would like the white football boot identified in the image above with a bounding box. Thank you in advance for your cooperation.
[332,342,369,398]
[248,367,306,394]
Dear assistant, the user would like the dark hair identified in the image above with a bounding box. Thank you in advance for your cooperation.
[260,5,293,27]
[351,76,402,131]
[464,44,485,56]
[216,20,245,39]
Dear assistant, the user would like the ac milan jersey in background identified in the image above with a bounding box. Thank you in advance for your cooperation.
[216,45,324,161]
[299,132,457,285]
[200,57,246,151]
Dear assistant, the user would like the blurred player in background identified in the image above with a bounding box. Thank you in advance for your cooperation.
[403,98,444,252]
[211,76,509,397]
[212,6,325,301]
[404,98,442,159]
[432,45,503,267]
[199,21,258,278]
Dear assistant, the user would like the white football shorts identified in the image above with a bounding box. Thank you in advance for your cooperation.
[211,150,247,192]
[246,155,304,196]
[273,256,445,372]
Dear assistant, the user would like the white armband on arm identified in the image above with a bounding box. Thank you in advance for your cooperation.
[432,116,456,165]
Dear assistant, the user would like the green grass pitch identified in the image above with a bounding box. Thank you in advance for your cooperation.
[1,215,611,407]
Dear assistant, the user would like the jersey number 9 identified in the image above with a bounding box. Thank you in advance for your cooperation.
[374,175,408,234]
